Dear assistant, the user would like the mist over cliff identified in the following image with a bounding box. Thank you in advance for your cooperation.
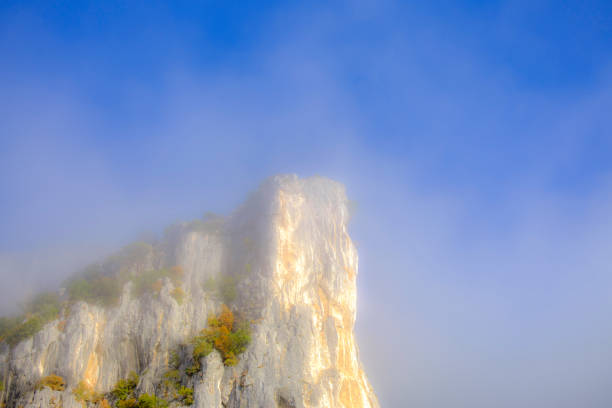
[2,1,612,407]
[0,175,378,408]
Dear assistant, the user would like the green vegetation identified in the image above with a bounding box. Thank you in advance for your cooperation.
[202,274,240,304]
[224,352,238,367]
[218,276,238,303]
[169,351,180,369]
[162,370,180,396]
[187,305,251,371]
[111,372,149,408]
[177,386,193,406]
[170,287,185,305]
[0,292,61,346]
[132,266,183,298]
[0,316,20,341]
[23,292,61,321]
[68,371,177,408]
[3,317,43,346]
[162,369,180,383]
[137,394,168,408]
[63,260,185,309]
[73,381,102,405]
[203,277,216,292]
[163,347,195,402]
[117,398,138,408]
[157,305,250,408]
[184,365,199,377]
[192,335,213,360]
[112,372,139,401]
[37,375,66,391]
[63,242,159,308]
[0,233,198,347]
[66,265,122,307]
[161,369,193,406]
[202,260,253,304]
[106,242,153,271]
[64,242,152,307]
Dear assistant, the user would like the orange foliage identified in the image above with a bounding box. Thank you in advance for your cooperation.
[224,351,238,366]
[212,326,231,355]
[38,375,65,391]
[57,320,66,332]
[218,305,234,330]
[191,305,250,368]
[152,280,163,294]
[205,305,234,357]
[99,399,111,408]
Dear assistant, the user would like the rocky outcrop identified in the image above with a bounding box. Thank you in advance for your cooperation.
[0,175,379,408]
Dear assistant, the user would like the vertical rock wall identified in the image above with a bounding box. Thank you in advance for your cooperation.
[0,175,379,408]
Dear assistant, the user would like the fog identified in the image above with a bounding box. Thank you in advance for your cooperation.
[2,1,612,406]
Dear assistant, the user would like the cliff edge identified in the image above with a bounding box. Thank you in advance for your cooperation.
[0,175,379,408]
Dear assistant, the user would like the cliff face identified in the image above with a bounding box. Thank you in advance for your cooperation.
[0,175,379,408]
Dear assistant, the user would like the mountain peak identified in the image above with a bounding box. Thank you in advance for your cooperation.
[0,175,378,408]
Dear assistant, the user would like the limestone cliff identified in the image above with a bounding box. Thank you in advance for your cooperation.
[0,175,379,408]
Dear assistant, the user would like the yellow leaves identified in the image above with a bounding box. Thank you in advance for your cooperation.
[171,287,185,304]
[207,304,233,331]
[205,305,234,358]
[206,315,220,327]
[218,305,234,331]
[117,398,138,408]
[194,305,251,367]
[73,380,102,405]
[37,375,65,391]
[224,352,238,367]
[213,326,231,355]
[98,399,111,408]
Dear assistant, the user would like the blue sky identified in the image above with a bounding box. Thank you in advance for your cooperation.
[1,1,612,407]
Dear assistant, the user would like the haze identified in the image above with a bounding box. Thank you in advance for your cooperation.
[2,1,612,407]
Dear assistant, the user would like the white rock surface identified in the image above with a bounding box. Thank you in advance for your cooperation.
[0,175,379,408]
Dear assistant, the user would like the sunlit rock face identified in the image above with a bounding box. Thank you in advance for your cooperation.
[0,175,379,408]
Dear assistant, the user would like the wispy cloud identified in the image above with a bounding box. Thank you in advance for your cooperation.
[1,1,612,406]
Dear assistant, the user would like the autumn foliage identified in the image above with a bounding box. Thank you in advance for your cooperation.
[217,305,234,330]
[37,375,66,391]
[189,305,251,369]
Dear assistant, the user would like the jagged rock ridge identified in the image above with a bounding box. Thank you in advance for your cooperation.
[0,175,379,408]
